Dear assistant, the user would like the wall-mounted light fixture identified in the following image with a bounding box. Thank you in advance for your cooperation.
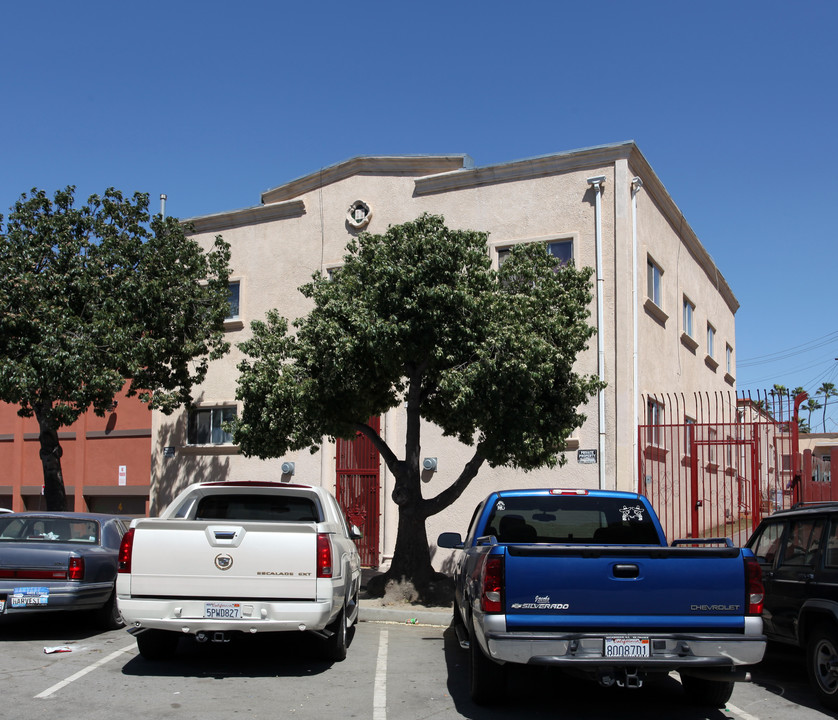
[281,461,295,475]
[422,457,438,472]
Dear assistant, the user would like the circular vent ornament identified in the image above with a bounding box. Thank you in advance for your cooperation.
[346,200,372,229]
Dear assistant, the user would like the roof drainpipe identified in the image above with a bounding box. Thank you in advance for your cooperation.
[631,177,643,491]
[587,176,607,490]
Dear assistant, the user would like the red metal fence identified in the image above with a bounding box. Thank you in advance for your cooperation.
[638,391,812,545]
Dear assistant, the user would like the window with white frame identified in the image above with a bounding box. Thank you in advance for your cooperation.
[226,282,240,321]
[684,416,695,457]
[647,259,662,307]
[708,427,717,465]
[683,297,695,338]
[707,323,715,357]
[188,406,237,445]
[726,344,733,375]
[647,398,663,446]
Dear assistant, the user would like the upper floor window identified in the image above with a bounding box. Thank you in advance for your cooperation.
[188,406,237,445]
[707,323,715,357]
[647,259,662,307]
[497,239,573,268]
[726,344,733,375]
[682,296,695,338]
[226,282,240,320]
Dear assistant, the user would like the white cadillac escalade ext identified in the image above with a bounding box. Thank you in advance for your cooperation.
[116,481,362,661]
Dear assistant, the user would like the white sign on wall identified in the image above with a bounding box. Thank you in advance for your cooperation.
[118,465,127,486]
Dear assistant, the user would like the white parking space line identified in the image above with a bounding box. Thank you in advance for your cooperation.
[727,703,761,720]
[35,641,137,699]
[373,630,388,720]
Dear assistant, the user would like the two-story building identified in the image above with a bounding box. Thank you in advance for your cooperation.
[147,141,738,569]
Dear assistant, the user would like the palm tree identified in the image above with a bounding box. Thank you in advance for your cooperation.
[771,384,788,419]
[806,397,822,430]
[818,382,836,432]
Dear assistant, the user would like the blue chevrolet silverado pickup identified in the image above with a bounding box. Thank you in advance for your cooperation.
[438,488,766,707]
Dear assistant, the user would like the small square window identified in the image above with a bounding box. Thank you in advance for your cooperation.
[547,240,573,265]
[188,407,237,445]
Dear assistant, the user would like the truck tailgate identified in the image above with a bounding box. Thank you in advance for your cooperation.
[129,520,318,599]
[503,545,746,630]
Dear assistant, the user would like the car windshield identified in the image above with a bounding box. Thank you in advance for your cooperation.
[0,516,100,544]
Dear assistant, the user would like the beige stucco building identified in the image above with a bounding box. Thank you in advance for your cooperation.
[151,141,738,570]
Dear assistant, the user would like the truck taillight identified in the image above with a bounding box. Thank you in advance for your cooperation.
[68,556,84,581]
[744,555,764,615]
[118,528,135,574]
[317,533,332,578]
[480,555,504,613]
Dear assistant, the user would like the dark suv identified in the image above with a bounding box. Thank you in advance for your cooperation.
[746,502,838,709]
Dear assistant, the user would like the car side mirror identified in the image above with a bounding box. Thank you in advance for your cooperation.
[437,532,464,549]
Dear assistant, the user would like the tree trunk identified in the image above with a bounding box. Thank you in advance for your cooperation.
[387,500,434,585]
[35,407,67,511]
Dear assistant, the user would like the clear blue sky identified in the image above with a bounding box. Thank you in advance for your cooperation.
[2,1,836,429]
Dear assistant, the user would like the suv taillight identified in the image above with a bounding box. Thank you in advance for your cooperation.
[317,533,332,578]
[744,555,764,615]
[118,528,135,574]
[480,555,504,613]
[68,556,84,580]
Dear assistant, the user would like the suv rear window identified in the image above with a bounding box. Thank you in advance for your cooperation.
[194,494,321,522]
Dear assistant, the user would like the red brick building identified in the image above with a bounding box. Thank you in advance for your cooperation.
[0,384,151,515]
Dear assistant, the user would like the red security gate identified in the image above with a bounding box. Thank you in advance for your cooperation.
[639,391,805,545]
[335,417,380,567]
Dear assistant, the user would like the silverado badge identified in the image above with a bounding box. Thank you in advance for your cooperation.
[214,553,234,571]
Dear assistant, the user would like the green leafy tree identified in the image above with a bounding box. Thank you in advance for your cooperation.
[0,187,231,510]
[234,214,604,599]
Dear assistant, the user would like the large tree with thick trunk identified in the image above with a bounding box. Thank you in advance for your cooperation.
[234,214,603,600]
[0,187,231,510]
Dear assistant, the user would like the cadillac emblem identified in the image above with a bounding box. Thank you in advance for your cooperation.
[214,553,234,571]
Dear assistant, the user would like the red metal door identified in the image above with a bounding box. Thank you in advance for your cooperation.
[335,418,380,567]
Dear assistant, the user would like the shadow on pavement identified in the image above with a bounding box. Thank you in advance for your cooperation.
[0,610,114,642]
[748,641,824,715]
[119,627,351,679]
[441,625,735,720]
